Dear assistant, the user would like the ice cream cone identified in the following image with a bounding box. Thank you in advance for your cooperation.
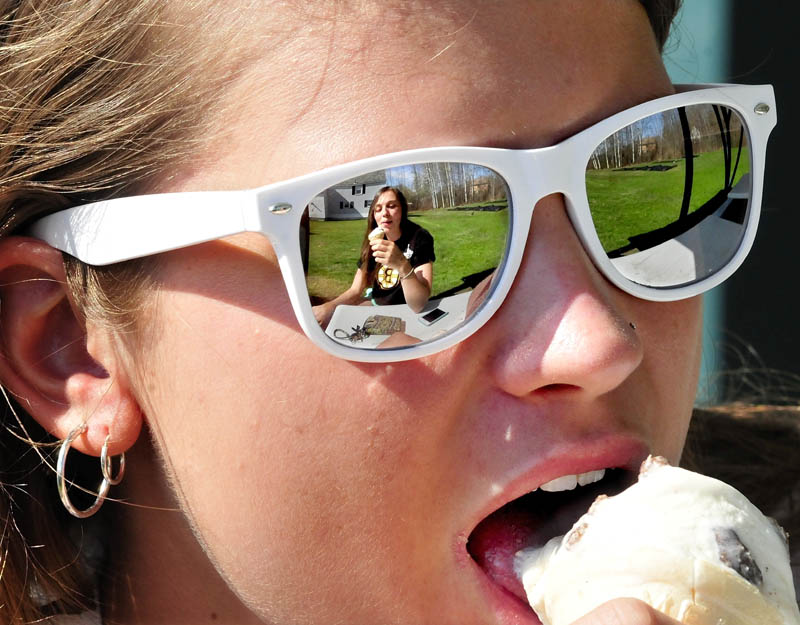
[517,456,800,625]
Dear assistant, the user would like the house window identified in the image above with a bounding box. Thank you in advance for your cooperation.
[349,201,355,209]
[352,184,366,195]
[364,200,370,208]
[339,201,344,209]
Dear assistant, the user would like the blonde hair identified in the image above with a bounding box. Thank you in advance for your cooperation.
[0,0,685,620]
[0,0,252,619]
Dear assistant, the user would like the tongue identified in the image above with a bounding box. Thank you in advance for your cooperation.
[467,494,548,601]
[467,480,618,603]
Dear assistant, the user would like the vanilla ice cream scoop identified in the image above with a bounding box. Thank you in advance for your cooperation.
[368,226,385,240]
[517,456,800,625]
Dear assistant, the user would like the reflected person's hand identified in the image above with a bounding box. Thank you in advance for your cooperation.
[377,332,422,348]
[312,302,334,329]
[370,238,408,272]
[568,599,684,625]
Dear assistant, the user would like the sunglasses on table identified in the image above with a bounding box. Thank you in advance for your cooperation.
[31,84,777,362]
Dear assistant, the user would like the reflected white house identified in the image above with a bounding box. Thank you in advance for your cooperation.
[308,171,387,221]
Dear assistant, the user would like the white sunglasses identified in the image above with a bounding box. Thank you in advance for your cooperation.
[31,84,777,362]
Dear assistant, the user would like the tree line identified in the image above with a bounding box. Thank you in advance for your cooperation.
[386,162,507,211]
[587,103,746,171]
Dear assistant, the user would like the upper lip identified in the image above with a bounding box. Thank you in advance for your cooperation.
[458,433,649,544]
[456,433,647,624]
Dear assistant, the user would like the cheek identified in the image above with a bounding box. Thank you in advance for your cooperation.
[134,260,472,619]
[140,294,369,606]
[635,295,703,462]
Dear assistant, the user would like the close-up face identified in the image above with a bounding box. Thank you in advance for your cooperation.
[373,190,404,238]
[118,1,703,624]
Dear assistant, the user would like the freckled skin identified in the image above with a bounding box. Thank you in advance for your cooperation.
[104,2,703,624]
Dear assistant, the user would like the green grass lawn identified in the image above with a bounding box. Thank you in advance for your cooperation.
[586,147,751,252]
[307,207,509,300]
[307,147,750,297]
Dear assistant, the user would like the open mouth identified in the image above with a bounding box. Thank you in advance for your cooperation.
[466,468,635,607]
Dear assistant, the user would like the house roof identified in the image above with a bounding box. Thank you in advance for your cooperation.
[334,171,388,187]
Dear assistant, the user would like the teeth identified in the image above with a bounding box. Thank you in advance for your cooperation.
[540,475,577,492]
[578,469,606,486]
[540,469,606,492]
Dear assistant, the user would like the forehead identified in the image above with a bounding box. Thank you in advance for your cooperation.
[376,191,399,204]
[169,0,671,192]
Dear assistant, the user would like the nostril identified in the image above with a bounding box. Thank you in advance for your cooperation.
[536,383,580,395]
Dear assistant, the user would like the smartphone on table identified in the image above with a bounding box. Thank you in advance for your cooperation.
[419,308,448,325]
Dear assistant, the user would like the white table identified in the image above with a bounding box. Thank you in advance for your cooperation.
[325,291,472,348]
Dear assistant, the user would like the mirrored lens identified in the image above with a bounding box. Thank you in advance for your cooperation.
[302,163,510,350]
[586,103,751,288]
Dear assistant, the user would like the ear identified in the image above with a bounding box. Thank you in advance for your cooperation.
[0,236,142,457]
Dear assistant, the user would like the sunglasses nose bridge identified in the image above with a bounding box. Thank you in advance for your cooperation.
[473,148,575,327]
[501,147,579,265]
[511,146,576,211]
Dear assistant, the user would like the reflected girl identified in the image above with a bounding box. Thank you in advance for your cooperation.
[313,186,435,327]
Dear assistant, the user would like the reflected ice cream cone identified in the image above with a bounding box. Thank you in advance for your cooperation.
[516,456,800,625]
[369,227,398,288]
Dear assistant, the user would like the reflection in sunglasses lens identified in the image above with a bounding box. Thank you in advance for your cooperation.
[303,163,511,350]
[586,103,751,288]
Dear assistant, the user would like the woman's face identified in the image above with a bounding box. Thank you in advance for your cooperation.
[121,1,702,624]
[373,190,404,239]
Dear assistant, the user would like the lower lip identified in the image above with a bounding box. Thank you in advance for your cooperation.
[466,555,542,625]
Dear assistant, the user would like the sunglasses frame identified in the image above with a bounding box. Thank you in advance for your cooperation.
[30,83,777,362]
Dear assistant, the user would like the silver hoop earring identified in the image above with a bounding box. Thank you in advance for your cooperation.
[57,424,111,519]
[629,321,637,330]
[101,434,126,486]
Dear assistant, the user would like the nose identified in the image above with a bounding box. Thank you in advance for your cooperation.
[483,194,643,399]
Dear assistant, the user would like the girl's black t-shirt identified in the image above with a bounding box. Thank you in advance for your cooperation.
[363,221,435,305]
